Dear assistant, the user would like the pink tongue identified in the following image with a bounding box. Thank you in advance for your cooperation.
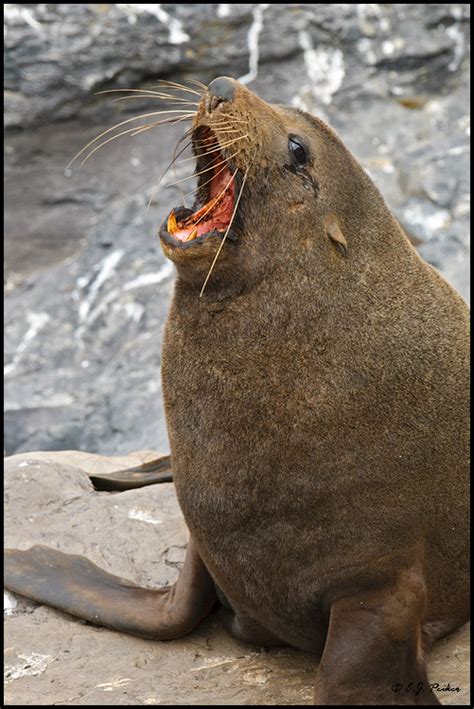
[172,166,235,242]
[173,189,234,241]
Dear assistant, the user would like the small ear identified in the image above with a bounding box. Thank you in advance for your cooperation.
[325,215,348,257]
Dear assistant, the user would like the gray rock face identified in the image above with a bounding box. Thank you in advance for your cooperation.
[4,451,471,704]
[4,4,470,459]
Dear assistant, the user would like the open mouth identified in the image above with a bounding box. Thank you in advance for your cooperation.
[160,126,238,248]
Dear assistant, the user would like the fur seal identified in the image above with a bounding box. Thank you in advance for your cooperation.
[5,76,469,705]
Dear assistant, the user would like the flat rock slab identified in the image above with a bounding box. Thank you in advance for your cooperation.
[4,451,470,705]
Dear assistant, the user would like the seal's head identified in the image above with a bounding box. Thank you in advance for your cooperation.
[159,76,382,295]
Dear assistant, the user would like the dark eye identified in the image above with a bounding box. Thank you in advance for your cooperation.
[288,135,309,168]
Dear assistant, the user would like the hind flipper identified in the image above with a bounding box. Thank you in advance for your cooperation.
[89,455,173,491]
[4,538,216,640]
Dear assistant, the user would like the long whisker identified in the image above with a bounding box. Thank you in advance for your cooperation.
[189,114,250,129]
[163,150,240,188]
[209,115,250,125]
[163,158,230,189]
[172,137,193,209]
[156,128,236,187]
[78,124,157,164]
[193,121,240,133]
[191,131,240,153]
[196,131,248,150]
[96,87,200,108]
[182,159,231,199]
[195,125,243,136]
[96,88,194,99]
[110,95,200,107]
[175,165,187,207]
[184,77,208,89]
[145,130,194,213]
[147,154,232,212]
[67,110,195,169]
[177,135,248,165]
[199,159,253,298]
[155,137,193,179]
[191,167,238,228]
[129,114,192,137]
[79,115,193,165]
[155,79,203,97]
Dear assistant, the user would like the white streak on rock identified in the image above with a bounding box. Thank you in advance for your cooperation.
[117,4,189,43]
[446,145,467,156]
[293,31,345,110]
[122,301,145,323]
[82,262,173,330]
[4,312,50,377]
[77,276,89,289]
[78,249,124,323]
[5,393,75,411]
[457,114,469,137]
[217,4,231,18]
[446,24,465,72]
[191,652,259,672]
[382,36,405,56]
[239,4,270,85]
[403,203,451,234]
[357,4,390,34]
[4,653,53,682]
[96,678,134,691]
[4,4,43,37]
[123,263,174,291]
[242,667,270,685]
[356,36,377,65]
[191,657,236,672]
[4,591,17,616]
[128,509,163,525]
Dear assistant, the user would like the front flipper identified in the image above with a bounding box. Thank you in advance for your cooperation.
[313,570,440,705]
[89,455,173,491]
[4,539,216,640]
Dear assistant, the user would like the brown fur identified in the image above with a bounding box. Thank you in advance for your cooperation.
[160,77,469,703]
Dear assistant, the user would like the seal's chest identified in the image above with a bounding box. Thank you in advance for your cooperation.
[164,319,297,436]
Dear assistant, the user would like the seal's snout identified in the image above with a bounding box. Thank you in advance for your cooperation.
[207,76,236,112]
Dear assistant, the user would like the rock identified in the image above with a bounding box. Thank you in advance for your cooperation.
[4,451,471,704]
[3,4,305,129]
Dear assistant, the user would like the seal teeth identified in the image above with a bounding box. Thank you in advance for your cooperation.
[167,210,178,234]
[185,227,198,242]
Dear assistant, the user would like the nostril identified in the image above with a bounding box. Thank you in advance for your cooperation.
[207,76,235,110]
[208,94,224,113]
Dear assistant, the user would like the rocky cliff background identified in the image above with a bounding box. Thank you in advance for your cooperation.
[4,3,471,457]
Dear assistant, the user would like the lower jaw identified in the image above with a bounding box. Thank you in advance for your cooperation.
[159,211,237,251]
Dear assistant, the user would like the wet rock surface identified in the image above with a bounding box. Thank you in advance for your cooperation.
[4,451,471,705]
